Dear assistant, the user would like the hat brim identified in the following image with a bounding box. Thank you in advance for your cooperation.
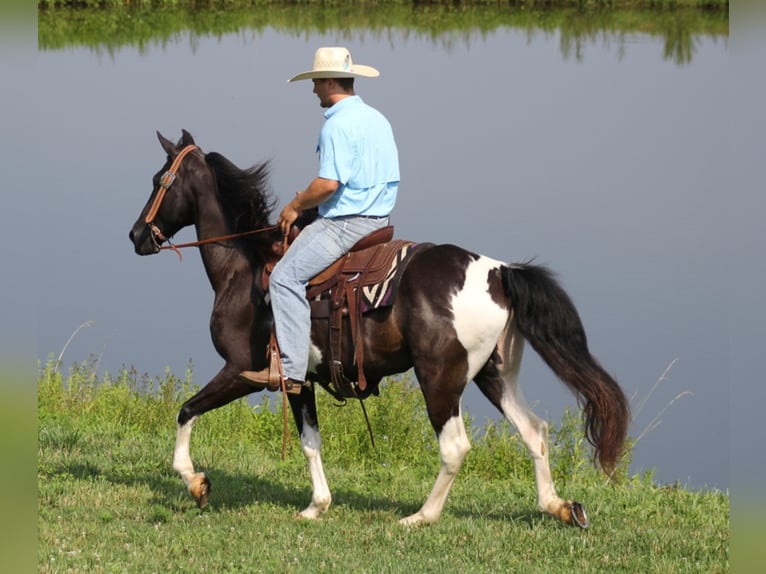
[288,65,380,83]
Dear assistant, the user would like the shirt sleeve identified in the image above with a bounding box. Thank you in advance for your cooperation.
[317,120,356,185]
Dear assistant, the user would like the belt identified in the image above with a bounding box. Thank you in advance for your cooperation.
[329,214,389,220]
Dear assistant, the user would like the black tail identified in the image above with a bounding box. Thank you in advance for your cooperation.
[502,263,630,474]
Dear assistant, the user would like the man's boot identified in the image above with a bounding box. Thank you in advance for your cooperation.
[239,368,305,395]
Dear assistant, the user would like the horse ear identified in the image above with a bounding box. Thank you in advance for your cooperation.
[181,129,195,147]
[157,131,177,157]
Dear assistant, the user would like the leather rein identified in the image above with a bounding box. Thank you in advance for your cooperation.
[144,144,279,261]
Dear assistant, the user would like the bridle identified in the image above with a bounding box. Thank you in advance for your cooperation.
[143,143,279,260]
[144,144,199,247]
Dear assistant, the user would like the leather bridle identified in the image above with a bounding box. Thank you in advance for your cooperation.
[142,143,280,261]
[144,144,199,247]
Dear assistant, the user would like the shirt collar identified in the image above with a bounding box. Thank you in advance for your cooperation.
[324,95,362,119]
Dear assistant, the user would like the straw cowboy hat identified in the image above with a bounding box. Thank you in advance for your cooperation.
[288,47,380,82]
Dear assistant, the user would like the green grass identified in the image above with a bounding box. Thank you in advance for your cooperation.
[38,1,730,9]
[38,359,728,573]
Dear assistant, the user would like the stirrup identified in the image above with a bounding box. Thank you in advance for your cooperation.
[239,368,280,391]
[239,370,304,395]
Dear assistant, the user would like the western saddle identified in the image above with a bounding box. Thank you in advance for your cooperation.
[241,225,414,399]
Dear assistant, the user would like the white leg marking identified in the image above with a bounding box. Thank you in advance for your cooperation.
[173,416,209,505]
[499,322,564,515]
[298,418,332,519]
[451,256,508,379]
[173,417,198,487]
[400,413,471,526]
[306,342,323,377]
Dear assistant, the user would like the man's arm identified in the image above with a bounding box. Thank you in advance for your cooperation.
[278,177,339,235]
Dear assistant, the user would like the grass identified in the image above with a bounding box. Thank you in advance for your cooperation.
[38,1,730,9]
[38,359,728,573]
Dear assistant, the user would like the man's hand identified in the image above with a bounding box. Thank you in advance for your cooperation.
[278,200,301,236]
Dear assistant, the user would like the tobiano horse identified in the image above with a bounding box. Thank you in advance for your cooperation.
[129,130,629,527]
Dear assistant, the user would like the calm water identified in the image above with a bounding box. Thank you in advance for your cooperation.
[30,24,738,490]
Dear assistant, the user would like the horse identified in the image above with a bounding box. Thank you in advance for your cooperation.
[129,130,629,528]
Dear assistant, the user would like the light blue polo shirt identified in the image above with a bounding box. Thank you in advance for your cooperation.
[316,95,400,218]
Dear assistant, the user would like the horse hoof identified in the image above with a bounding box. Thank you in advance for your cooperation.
[399,511,436,527]
[189,474,211,509]
[297,498,331,520]
[569,501,588,529]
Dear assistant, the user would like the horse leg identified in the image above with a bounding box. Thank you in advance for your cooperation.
[400,362,472,526]
[173,365,253,508]
[173,416,209,507]
[287,385,332,519]
[399,409,470,526]
[473,320,588,527]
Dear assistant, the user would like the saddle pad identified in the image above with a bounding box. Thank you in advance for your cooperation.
[357,242,415,312]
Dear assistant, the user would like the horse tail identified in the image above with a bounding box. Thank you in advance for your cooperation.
[501,263,630,475]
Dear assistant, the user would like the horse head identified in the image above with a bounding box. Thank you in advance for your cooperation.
[129,129,203,255]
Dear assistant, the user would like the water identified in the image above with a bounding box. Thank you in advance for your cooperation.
[29,23,740,491]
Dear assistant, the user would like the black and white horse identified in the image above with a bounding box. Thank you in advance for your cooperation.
[129,130,629,527]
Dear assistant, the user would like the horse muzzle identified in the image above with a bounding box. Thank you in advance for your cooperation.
[129,222,162,255]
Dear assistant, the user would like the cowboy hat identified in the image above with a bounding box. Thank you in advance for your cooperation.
[288,47,380,82]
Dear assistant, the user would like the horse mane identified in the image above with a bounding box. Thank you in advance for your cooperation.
[203,151,278,258]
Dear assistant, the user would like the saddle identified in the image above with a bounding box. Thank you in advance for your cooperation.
[262,225,415,398]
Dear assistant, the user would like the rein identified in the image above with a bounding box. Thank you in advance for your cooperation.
[143,143,280,261]
[158,226,280,262]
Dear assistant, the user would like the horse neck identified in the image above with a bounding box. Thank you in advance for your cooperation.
[192,177,255,292]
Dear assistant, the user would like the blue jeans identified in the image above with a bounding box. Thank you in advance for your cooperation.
[269,215,390,381]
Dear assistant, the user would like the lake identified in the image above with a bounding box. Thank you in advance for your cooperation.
[27,7,741,491]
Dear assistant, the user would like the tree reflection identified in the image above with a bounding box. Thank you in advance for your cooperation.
[38,5,728,66]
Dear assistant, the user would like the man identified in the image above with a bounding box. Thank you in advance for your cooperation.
[242,47,400,390]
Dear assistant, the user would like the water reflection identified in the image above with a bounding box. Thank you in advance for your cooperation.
[38,6,728,66]
[557,12,721,65]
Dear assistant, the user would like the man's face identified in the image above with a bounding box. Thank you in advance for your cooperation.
[312,78,332,108]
